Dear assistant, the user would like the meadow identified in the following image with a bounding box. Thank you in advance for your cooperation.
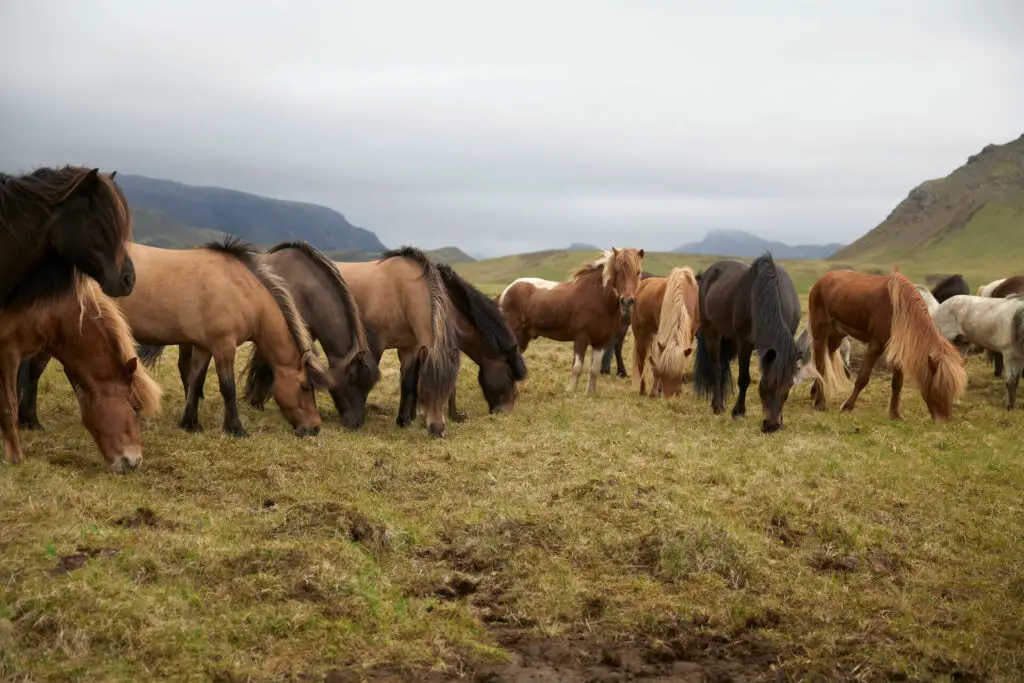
[1,260,1023,682]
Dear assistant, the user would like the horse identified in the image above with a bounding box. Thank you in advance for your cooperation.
[499,248,645,394]
[929,274,970,303]
[600,271,658,377]
[138,241,380,429]
[806,269,966,421]
[692,253,812,433]
[1,167,135,307]
[0,268,162,472]
[795,326,852,380]
[630,268,698,398]
[327,247,461,437]
[980,275,1024,378]
[915,284,941,315]
[933,293,1024,409]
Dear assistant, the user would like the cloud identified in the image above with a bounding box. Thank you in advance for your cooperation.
[1,0,1022,255]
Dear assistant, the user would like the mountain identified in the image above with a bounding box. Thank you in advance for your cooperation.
[567,242,600,251]
[426,246,476,263]
[832,134,1024,263]
[673,230,843,260]
[118,174,386,252]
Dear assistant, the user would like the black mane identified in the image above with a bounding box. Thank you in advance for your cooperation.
[750,252,800,390]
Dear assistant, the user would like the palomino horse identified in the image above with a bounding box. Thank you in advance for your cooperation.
[929,274,970,303]
[600,271,657,377]
[137,241,380,429]
[630,268,699,398]
[980,275,1024,378]
[693,254,812,433]
[1,167,135,306]
[0,270,162,472]
[807,269,966,421]
[330,247,461,437]
[499,248,645,394]
[933,293,1024,409]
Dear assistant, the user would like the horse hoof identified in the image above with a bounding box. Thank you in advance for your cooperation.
[180,420,204,433]
[888,412,904,421]
[451,412,468,423]
[731,410,745,420]
[294,425,321,437]
[18,421,44,431]
[617,372,629,379]
[396,416,412,428]
[225,427,250,437]
[840,403,854,413]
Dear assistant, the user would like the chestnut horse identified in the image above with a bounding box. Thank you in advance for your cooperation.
[693,254,812,433]
[0,269,162,472]
[134,241,380,429]
[499,248,645,393]
[980,275,1024,378]
[807,269,966,421]
[331,247,461,437]
[631,267,699,398]
[600,271,658,377]
[1,167,135,307]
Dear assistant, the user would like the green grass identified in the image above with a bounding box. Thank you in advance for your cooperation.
[2,304,1024,680]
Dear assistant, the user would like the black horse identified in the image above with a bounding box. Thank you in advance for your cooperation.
[1,167,135,310]
[600,271,658,376]
[929,274,969,304]
[692,253,811,433]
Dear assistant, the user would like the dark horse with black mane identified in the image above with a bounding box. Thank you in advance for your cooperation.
[600,271,658,377]
[692,253,814,433]
[929,274,970,304]
[1,166,135,309]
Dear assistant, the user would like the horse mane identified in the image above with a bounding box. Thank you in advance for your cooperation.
[884,270,966,410]
[652,267,696,380]
[750,252,800,389]
[0,167,133,262]
[379,246,460,401]
[569,248,643,290]
[436,262,527,380]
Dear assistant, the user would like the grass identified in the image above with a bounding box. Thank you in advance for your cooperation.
[2,296,1024,681]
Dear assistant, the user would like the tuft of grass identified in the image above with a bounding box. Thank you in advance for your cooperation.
[2,300,1024,680]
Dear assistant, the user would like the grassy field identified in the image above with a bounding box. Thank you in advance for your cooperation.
[2,263,1024,682]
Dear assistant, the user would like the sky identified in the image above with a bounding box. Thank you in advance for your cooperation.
[1,1,1022,257]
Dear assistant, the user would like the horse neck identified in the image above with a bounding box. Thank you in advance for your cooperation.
[577,270,618,311]
[49,306,122,387]
[251,296,303,370]
[452,308,485,364]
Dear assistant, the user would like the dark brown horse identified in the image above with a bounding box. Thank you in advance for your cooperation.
[600,271,657,377]
[982,275,1024,378]
[499,248,645,393]
[929,274,970,303]
[1,167,135,308]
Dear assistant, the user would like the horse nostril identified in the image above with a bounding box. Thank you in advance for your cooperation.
[121,270,135,291]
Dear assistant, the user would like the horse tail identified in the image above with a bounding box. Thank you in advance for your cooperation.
[884,271,966,409]
[806,281,850,401]
[137,344,167,369]
[1011,303,1024,356]
[380,247,460,404]
[653,267,696,381]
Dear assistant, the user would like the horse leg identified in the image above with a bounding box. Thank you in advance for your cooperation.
[17,352,52,430]
[732,341,753,419]
[888,367,904,420]
[600,336,615,376]
[1003,360,1022,410]
[178,343,207,400]
[615,331,628,378]
[0,349,24,464]
[211,343,248,437]
[396,349,420,428]
[179,346,213,433]
[570,338,587,391]
[633,329,650,395]
[586,344,605,394]
[447,390,467,423]
[841,341,882,413]
[994,352,1004,379]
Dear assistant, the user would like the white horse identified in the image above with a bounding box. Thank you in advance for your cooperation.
[977,278,1007,297]
[933,293,1024,409]
[915,284,940,316]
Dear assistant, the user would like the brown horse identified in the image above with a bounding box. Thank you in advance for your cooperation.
[631,267,699,398]
[1,167,135,307]
[122,238,331,436]
[332,247,461,437]
[807,269,966,421]
[498,248,645,393]
[0,274,162,472]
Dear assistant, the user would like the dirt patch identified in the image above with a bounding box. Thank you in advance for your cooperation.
[50,546,120,576]
[113,506,184,530]
[766,514,803,548]
[315,628,781,682]
[271,502,391,548]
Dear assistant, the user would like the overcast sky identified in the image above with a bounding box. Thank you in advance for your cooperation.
[2,1,1022,256]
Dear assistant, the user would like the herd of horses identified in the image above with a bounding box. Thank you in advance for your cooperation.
[2,165,1022,473]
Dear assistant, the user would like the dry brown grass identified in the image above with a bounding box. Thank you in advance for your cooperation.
[2,309,1023,681]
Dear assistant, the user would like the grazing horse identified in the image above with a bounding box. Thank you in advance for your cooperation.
[1,167,135,306]
[915,284,941,315]
[331,247,461,437]
[600,271,658,377]
[807,269,966,421]
[630,268,698,398]
[795,326,851,379]
[980,275,1024,378]
[693,254,812,433]
[933,294,1024,409]
[499,248,645,394]
[929,274,970,303]
[0,271,162,472]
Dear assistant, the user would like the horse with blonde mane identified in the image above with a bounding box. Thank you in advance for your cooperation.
[807,269,966,421]
[499,248,645,394]
[1,264,161,472]
[630,267,699,397]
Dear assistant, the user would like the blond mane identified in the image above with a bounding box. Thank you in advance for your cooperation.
[570,248,643,290]
[651,267,697,379]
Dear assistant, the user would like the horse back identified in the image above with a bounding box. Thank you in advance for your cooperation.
[699,261,751,338]
[632,277,667,338]
[334,258,434,350]
[811,270,893,343]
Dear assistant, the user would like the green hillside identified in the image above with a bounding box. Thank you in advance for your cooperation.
[130,208,225,249]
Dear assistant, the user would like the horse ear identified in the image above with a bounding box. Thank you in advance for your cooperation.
[109,170,117,180]
[449,348,461,363]
[638,249,645,258]
[657,340,666,353]
[122,356,139,381]
[927,353,941,374]
[306,360,336,390]
[684,347,693,357]
[71,168,102,197]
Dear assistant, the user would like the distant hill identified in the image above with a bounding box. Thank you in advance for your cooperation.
[427,246,476,263]
[118,174,386,252]
[131,208,225,249]
[673,230,843,260]
[567,242,600,251]
[325,246,475,265]
[833,133,1024,263]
